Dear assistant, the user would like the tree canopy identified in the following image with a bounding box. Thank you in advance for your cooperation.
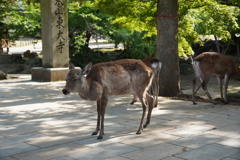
[1,0,240,57]
[95,0,240,57]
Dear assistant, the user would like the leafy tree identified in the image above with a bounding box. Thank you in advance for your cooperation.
[6,3,41,40]
[68,1,114,66]
[94,0,156,37]
[112,29,156,59]
[0,0,21,40]
[94,0,240,96]
[178,0,240,56]
[68,1,112,50]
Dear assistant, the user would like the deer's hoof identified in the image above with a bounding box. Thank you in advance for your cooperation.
[193,102,197,105]
[143,123,149,128]
[130,100,137,105]
[97,135,103,140]
[221,100,229,104]
[136,129,142,134]
[212,102,217,105]
[92,131,98,135]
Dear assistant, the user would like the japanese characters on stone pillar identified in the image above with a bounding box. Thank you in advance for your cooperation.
[55,0,65,54]
[40,0,69,68]
[31,0,69,82]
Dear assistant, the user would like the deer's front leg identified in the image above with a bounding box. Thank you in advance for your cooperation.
[97,95,108,140]
[223,74,230,104]
[130,94,138,104]
[192,77,197,105]
[92,100,101,136]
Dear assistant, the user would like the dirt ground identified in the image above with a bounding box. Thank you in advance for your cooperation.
[170,74,240,106]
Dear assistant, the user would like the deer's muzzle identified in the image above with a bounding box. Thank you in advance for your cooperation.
[62,89,70,95]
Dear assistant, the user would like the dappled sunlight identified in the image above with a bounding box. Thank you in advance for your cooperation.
[0,76,240,159]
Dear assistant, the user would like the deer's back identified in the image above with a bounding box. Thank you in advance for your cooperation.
[87,59,153,95]
[194,52,238,77]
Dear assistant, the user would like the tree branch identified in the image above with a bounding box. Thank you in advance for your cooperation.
[0,7,25,12]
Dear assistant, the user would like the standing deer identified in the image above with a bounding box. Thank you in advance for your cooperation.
[130,57,161,107]
[192,52,240,104]
[62,59,161,139]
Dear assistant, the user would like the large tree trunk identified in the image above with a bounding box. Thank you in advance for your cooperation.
[156,0,180,96]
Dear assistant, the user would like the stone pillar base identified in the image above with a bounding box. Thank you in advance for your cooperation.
[31,67,68,82]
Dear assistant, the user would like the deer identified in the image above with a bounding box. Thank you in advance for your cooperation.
[130,57,161,107]
[62,59,161,139]
[192,52,240,105]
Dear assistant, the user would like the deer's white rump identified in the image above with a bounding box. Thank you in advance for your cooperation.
[130,57,161,107]
[62,59,161,139]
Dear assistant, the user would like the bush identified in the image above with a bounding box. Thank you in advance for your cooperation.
[112,29,156,59]
[71,47,111,68]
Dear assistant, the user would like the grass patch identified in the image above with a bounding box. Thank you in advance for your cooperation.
[93,48,117,53]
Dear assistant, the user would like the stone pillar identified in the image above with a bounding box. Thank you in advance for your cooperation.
[31,0,69,81]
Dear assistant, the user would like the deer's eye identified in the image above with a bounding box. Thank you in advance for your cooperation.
[73,79,78,82]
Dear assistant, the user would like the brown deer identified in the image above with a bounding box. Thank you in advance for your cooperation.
[192,52,240,104]
[130,57,161,107]
[62,59,161,139]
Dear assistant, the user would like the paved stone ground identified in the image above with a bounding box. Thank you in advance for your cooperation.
[0,75,240,160]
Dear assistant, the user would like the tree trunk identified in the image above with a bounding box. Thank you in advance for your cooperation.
[84,30,92,49]
[214,35,221,53]
[156,0,180,96]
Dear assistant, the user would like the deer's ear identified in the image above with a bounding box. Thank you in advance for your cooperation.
[69,63,75,70]
[81,62,92,76]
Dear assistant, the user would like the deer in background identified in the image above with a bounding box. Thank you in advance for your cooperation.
[130,57,161,107]
[62,59,161,139]
[192,52,240,104]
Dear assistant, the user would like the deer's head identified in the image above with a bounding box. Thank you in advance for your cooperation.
[62,63,92,95]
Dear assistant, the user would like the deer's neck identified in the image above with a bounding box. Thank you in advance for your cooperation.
[78,79,102,101]
[77,78,90,100]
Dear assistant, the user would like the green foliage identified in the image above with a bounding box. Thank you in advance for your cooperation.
[112,29,156,59]
[71,41,111,68]
[0,0,19,20]
[179,0,240,56]
[94,0,157,36]
[2,0,240,62]
[6,3,41,40]
[68,1,116,65]
[95,0,240,57]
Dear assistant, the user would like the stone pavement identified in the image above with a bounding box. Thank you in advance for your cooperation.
[0,75,239,160]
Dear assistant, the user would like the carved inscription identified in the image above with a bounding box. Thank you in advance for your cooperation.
[55,0,65,53]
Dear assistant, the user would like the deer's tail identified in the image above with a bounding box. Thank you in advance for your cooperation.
[192,60,204,82]
[149,60,161,106]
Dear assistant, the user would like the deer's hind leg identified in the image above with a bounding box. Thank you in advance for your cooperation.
[150,76,159,107]
[136,92,147,134]
[201,73,216,104]
[143,93,154,128]
[217,76,225,103]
